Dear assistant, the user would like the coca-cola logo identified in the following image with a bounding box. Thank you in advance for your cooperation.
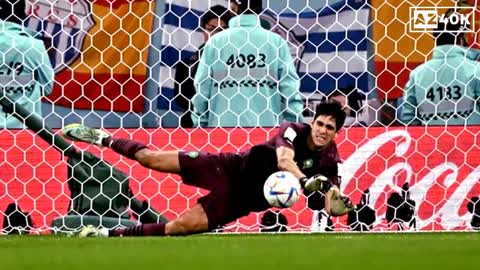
[338,128,480,231]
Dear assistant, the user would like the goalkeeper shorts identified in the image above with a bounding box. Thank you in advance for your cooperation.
[179,151,266,230]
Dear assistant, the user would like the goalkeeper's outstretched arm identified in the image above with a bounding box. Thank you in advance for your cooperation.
[276,146,305,179]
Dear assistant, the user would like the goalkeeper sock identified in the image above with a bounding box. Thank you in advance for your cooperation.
[102,138,148,160]
[109,223,166,237]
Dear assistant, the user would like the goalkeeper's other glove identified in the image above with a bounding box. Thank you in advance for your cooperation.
[300,174,331,192]
[329,187,356,216]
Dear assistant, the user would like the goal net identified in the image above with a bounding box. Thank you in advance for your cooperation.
[1,0,480,234]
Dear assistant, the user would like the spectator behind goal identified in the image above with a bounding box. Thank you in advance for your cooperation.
[400,16,480,125]
[0,0,54,128]
[192,0,304,127]
[174,5,231,127]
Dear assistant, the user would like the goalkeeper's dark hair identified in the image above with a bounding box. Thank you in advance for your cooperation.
[0,0,26,24]
[201,5,232,28]
[314,101,347,131]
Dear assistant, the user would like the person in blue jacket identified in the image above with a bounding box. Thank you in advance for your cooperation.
[192,0,304,127]
[400,19,480,125]
[0,0,53,128]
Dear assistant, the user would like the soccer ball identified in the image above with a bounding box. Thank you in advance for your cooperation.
[263,171,301,208]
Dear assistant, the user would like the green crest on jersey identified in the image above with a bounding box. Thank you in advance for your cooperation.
[302,159,313,169]
[187,151,199,159]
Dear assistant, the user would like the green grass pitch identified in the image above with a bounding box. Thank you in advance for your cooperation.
[0,233,478,270]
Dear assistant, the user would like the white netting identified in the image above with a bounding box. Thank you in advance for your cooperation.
[1,0,480,234]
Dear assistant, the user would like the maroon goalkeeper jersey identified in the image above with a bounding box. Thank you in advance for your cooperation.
[245,122,341,183]
[237,122,342,211]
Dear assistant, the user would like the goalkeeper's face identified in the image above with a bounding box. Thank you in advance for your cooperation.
[310,115,338,149]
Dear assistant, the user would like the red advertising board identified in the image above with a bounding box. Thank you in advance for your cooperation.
[1,126,479,232]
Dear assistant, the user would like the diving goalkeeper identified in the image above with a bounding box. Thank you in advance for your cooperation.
[63,101,355,237]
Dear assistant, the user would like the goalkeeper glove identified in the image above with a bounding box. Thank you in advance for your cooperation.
[300,174,331,192]
[329,187,356,216]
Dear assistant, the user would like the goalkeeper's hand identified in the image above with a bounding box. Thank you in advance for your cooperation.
[300,174,331,192]
[328,187,356,216]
